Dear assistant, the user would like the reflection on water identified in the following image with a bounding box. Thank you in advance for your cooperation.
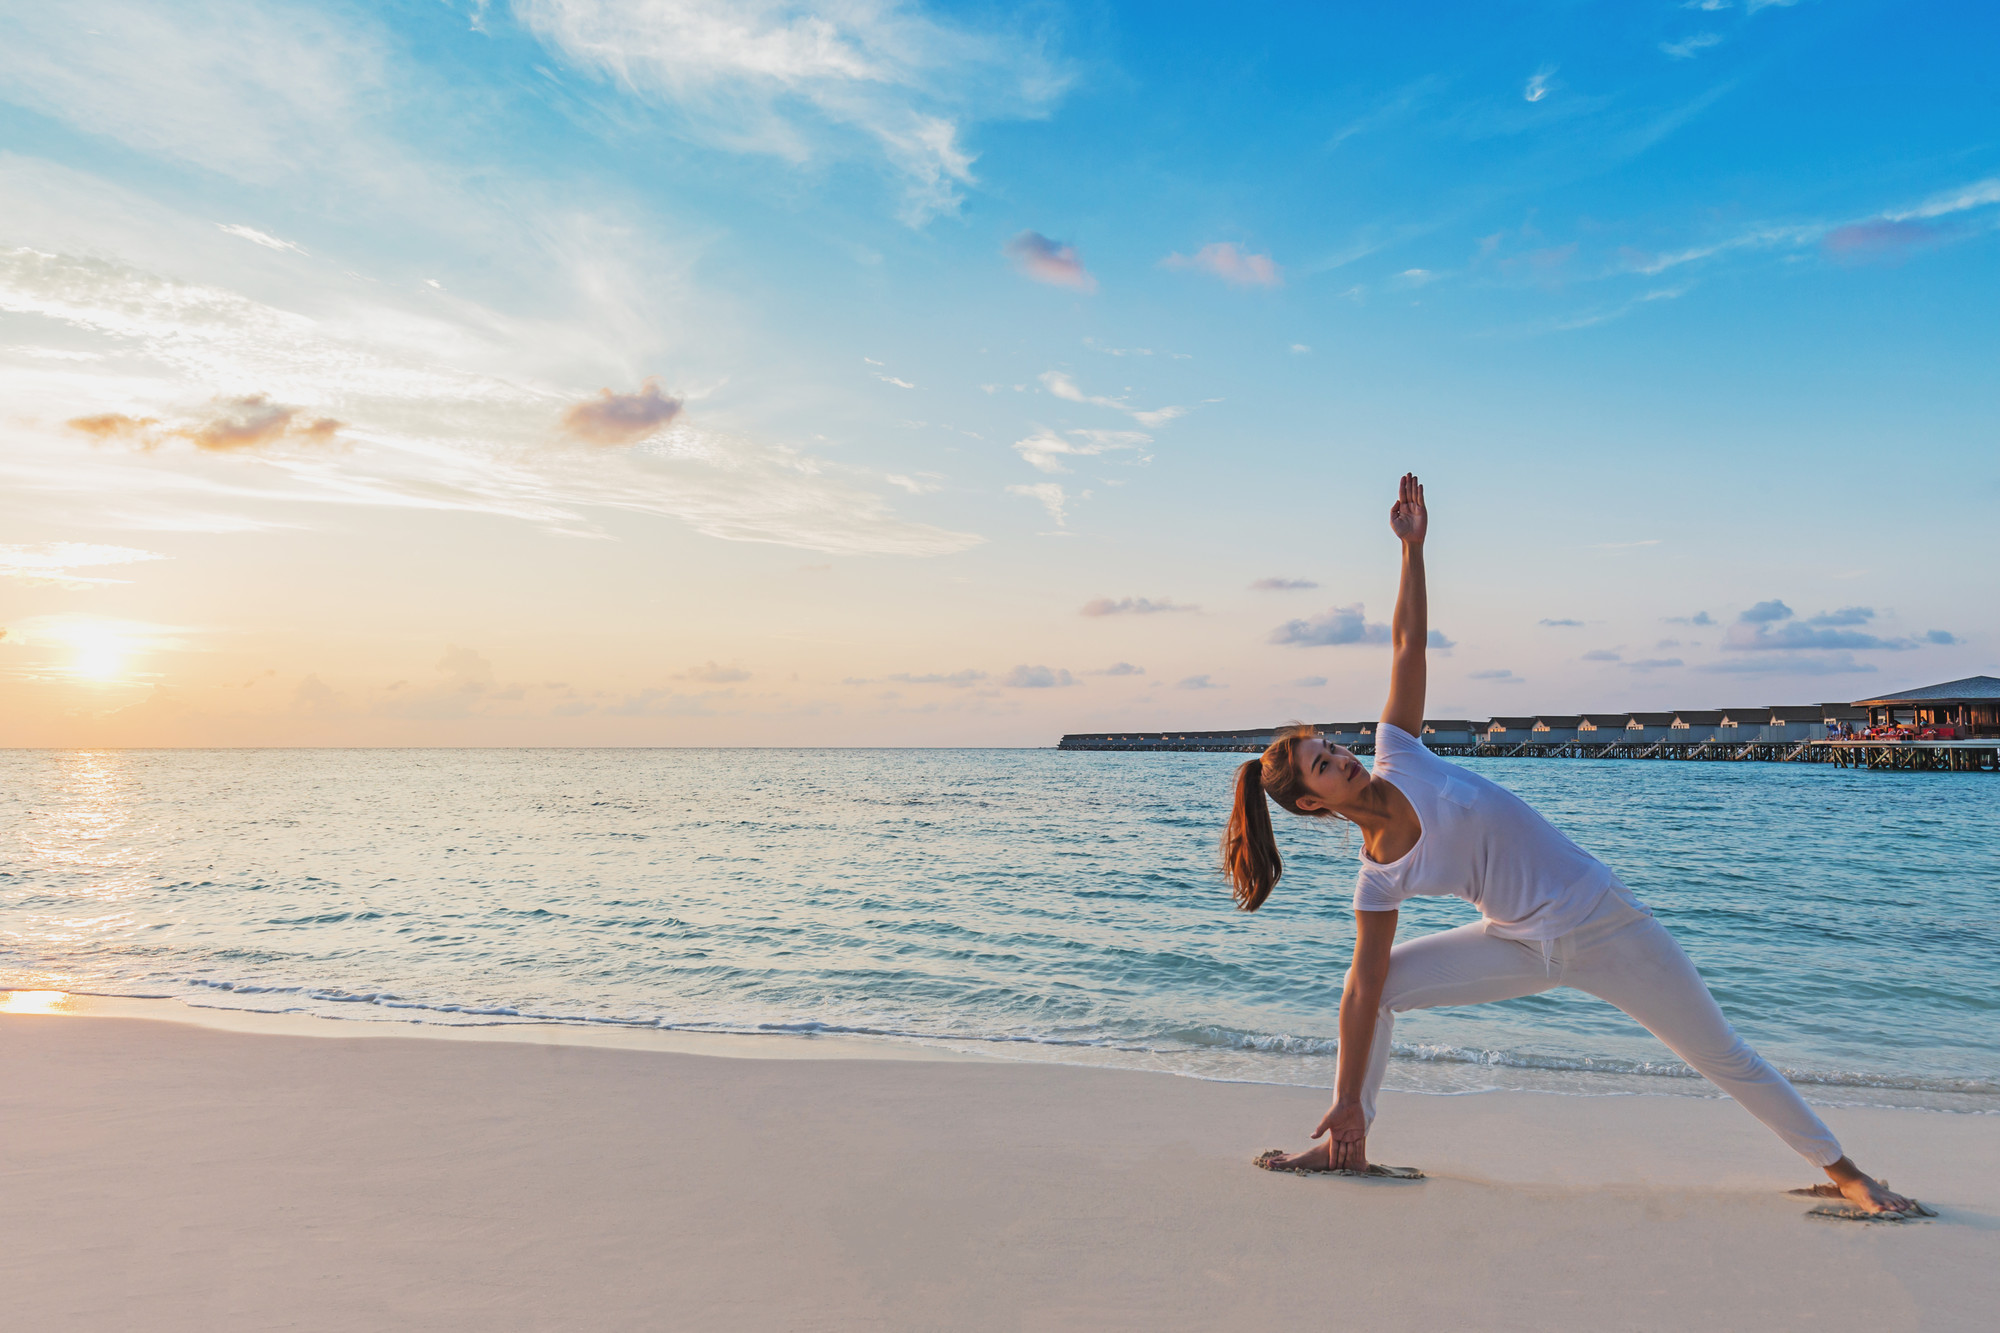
[7,751,157,969]
[23,752,144,880]
[0,989,71,1015]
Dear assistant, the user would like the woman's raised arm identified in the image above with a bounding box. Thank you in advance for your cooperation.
[1380,472,1428,737]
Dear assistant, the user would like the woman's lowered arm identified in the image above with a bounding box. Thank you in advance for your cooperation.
[1312,908,1398,1170]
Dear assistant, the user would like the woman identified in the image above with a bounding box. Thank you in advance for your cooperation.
[1226,473,1914,1215]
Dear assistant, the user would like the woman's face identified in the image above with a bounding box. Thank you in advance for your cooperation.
[1293,736,1369,813]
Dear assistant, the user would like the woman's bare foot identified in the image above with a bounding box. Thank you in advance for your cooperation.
[1259,1141,1337,1173]
[1822,1157,1915,1214]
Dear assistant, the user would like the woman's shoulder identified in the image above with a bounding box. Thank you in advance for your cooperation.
[1374,721,1439,765]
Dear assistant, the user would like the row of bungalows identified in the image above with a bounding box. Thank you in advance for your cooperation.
[1484,704,1868,746]
[1058,682,1997,754]
[1295,721,1480,747]
[1056,707,1869,752]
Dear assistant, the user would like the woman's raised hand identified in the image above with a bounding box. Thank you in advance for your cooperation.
[1388,472,1427,546]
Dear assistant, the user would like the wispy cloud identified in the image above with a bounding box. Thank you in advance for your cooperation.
[1523,66,1555,103]
[217,223,307,255]
[518,0,1069,224]
[0,541,166,586]
[5,246,977,556]
[1660,32,1724,59]
[1161,242,1282,288]
[1081,597,1197,617]
[1269,603,1390,647]
[1087,662,1145,676]
[1251,577,1318,591]
[1822,218,1949,263]
[1470,668,1522,682]
[1005,232,1097,291]
[1176,674,1222,690]
[1695,653,1877,676]
[677,660,750,683]
[1011,427,1151,475]
[1540,617,1584,627]
[1038,371,1184,426]
[1006,481,1068,526]
[1625,175,2000,280]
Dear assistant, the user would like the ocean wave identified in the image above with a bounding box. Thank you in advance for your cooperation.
[156,978,2000,1100]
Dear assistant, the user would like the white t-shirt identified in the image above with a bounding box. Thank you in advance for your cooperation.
[1352,723,1617,940]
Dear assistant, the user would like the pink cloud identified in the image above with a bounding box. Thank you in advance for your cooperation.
[1004,231,1097,292]
[1822,218,1947,263]
[560,379,683,445]
[1162,242,1282,288]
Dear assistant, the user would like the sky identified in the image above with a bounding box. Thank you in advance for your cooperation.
[1,0,1995,746]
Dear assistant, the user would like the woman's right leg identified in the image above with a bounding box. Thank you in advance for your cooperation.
[1355,921,1560,1126]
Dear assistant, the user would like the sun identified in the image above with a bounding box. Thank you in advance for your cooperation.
[76,643,123,679]
[65,626,128,681]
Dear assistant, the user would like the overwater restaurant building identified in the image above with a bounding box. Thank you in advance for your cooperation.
[1854,676,2000,736]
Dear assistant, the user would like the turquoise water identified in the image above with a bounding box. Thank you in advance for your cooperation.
[3,748,1996,1111]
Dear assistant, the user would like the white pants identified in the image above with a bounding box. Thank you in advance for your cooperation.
[1355,886,1843,1167]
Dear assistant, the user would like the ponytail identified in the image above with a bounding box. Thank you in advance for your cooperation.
[1224,758,1282,910]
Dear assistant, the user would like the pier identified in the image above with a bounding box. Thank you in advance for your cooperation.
[1056,676,2000,771]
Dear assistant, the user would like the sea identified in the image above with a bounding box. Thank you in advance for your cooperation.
[4,747,1996,1113]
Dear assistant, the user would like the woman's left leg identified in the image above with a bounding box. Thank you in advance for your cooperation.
[1564,907,1843,1166]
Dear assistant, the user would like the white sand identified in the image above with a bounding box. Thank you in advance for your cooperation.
[4,1004,1995,1331]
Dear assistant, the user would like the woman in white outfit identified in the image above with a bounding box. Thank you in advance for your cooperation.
[1226,473,1914,1215]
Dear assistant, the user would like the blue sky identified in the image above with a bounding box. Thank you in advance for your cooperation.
[0,0,1994,743]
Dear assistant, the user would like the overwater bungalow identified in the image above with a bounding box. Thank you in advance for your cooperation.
[1422,719,1477,745]
[1762,705,1823,742]
[1486,716,1537,745]
[1624,712,1676,743]
[1532,715,1582,743]
[1576,714,1627,740]
[1854,676,2000,738]
[1671,710,1724,743]
[1316,721,1370,747]
[1717,708,1767,741]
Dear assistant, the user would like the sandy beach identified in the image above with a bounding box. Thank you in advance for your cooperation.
[5,1003,1994,1331]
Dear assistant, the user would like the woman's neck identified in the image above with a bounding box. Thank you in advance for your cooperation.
[1333,777,1399,833]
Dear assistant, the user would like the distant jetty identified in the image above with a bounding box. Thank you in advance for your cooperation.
[1057,676,2000,773]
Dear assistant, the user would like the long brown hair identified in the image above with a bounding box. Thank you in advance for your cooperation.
[1223,723,1331,911]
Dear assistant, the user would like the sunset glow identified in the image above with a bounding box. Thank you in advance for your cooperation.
[0,3,1992,747]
